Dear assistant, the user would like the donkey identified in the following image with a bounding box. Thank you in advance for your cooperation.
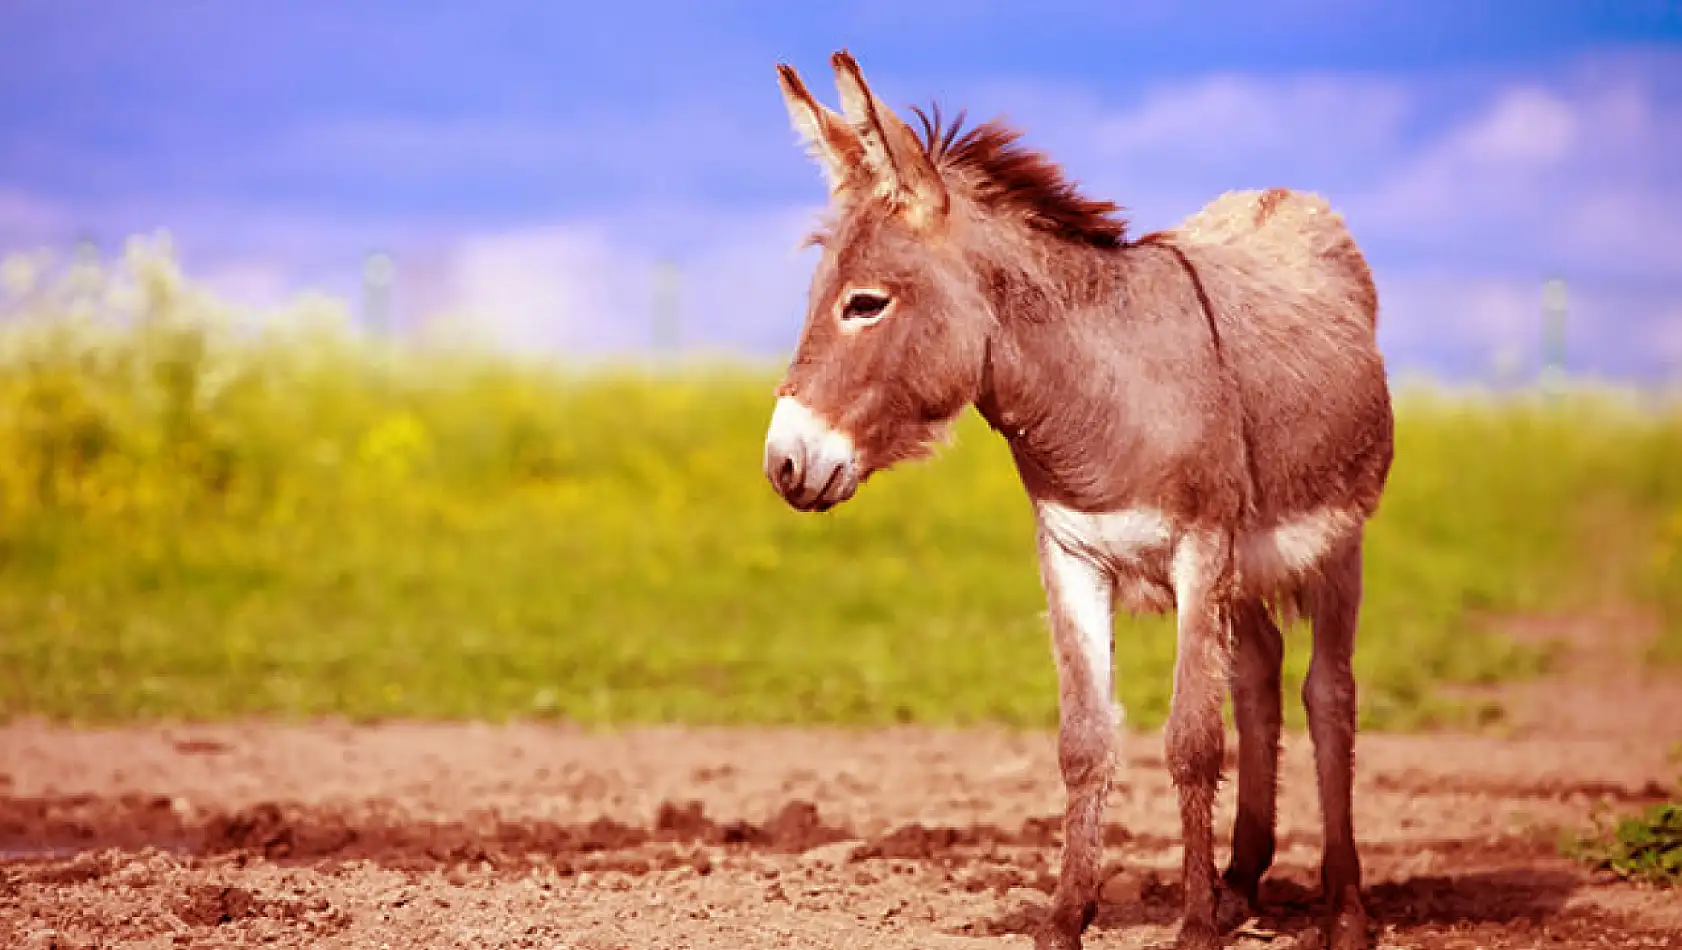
[762,52,1394,950]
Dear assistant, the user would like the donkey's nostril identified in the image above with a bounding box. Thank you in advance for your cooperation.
[768,447,808,499]
[776,456,798,493]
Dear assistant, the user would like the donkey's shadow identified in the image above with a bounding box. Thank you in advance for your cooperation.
[976,867,1581,943]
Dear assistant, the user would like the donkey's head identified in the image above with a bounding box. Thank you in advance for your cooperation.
[762,52,995,512]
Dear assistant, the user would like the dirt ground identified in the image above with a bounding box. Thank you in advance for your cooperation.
[3,615,1680,949]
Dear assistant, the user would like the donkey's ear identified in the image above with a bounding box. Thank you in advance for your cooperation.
[830,50,948,228]
[777,63,865,197]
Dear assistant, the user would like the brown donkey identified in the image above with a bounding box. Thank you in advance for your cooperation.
[762,52,1394,950]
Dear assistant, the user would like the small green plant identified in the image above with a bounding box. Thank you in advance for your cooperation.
[1565,800,1682,887]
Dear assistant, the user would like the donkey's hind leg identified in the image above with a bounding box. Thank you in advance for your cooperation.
[1218,597,1285,930]
[1304,536,1374,950]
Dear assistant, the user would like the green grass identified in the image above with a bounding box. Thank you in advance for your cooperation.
[1649,505,1682,665]
[1,241,1679,729]
[1564,801,1682,888]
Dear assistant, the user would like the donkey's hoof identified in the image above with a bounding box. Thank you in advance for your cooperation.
[1033,902,1093,950]
[1214,881,1259,933]
[1032,923,1083,950]
[1174,920,1223,950]
[1323,905,1374,950]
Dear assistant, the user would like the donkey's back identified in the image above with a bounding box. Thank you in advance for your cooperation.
[1174,187,1378,330]
[1166,187,1394,532]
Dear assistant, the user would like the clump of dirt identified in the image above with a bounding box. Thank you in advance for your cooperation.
[9,850,127,886]
[0,792,191,856]
[203,802,360,859]
[859,822,992,859]
[172,882,351,934]
[175,883,264,926]
[758,800,848,851]
[653,799,713,839]
[652,798,848,851]
[854,814,1123,861]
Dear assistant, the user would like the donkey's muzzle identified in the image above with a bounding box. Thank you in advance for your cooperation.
[763,397,860,512]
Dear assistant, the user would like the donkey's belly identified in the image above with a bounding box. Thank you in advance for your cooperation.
[1234,505,1364,597]
[1036,500,1362,612]
[1036,502,1178,614]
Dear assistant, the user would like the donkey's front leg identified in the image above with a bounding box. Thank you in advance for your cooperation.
[1165,533,1237,950]
[1034,531,1119,950]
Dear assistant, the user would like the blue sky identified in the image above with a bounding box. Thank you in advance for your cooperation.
[2,1,1680,378]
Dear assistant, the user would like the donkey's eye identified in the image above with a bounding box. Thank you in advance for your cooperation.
[841,291,891,323]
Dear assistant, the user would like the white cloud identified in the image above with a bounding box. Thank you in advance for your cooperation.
[436,224,634,353]
[1376,272,1682,380]
[940,73,1415,234]
[1650,305,1682,366]
[1350,68,1682,280]
[657,206,822,355]
[197,261,296,311]
[1092,73,1413,163]
[424,205,819,358]
[0,190,824,361]
[1379,274,1537,347]
[1450,86,1578,167]
[0,188,70,246]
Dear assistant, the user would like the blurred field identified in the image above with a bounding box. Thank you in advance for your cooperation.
[1,239,1679,730]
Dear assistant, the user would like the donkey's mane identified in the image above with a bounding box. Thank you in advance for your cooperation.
[910,104,1128,249]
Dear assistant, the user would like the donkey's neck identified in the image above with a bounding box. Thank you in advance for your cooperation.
[972,234,1237,519]
[971,237,1132,505]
